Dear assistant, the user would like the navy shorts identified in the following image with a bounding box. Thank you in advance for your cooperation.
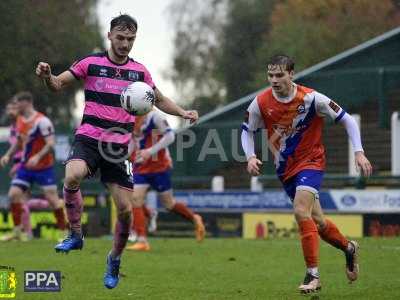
[12,166,57,190]
[281,169,324,200]
[134,169,172,193]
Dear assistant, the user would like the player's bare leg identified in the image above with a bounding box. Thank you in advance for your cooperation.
[104,183,132,289]
[20,202,33,240]
[21,196,53,240]
[293,190,321,293]
[54,160,87,253]
[27,198,50,209]
[20,192,33,240]
[312,198,359,282]
[126,185,151,251]
[21,196,50,240]
[160,191,205,242]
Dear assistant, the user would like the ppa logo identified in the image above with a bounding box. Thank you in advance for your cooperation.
[24,271,61,292]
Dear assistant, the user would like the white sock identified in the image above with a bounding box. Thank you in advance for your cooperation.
[347,242,355,253]
[307,267,319,277]
[137,236,147,243]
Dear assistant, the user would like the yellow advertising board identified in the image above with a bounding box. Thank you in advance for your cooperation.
[243,213,363,239]
[0,211,88,240]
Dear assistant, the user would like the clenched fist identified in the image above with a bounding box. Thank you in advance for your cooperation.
[36,62,52,79]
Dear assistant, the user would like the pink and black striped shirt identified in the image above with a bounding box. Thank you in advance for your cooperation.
[69,51,155,145]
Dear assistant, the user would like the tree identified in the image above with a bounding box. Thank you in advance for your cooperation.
[0,0,103,128]
[167,0,277,115]
[215,0,277,101]
[166,0,227,114]
[167,0,400,116]
[257,0,400,76]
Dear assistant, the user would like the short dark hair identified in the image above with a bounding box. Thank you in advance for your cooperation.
[110,14,138,32]
[267,55,295,72]
[14,91,33,103]
[8,96,17,105]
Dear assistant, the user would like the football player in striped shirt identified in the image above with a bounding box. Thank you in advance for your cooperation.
[36,14,198,289]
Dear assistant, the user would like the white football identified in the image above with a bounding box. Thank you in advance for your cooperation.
[120,81,155,115]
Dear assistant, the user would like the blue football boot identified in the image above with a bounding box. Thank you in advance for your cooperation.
[54,232,84,253]
[104,254,121,289]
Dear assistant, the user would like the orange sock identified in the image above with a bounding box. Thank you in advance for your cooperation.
[299,218,319,268]
[133,207,147,238]
[171,203,194,222]
[318,219,349,252]
[53,208,67,230]
[10,202,23,226]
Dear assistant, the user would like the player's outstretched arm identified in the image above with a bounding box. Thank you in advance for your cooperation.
[35,62,75,92]
[154,88,198,124]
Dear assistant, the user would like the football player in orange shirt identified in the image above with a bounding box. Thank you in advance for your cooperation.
[242,55,372,293]
[127,110,205,251]
[0,92,67,241]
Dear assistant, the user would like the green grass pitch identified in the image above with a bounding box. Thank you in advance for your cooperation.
[1,237,400,299]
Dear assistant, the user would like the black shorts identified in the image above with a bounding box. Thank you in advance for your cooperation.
[67,135,134,190]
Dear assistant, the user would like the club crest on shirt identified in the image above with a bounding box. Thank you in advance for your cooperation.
[297,104,305,114]
[328,100,341,113]
[99,68,108,77]
[128,71,140,81]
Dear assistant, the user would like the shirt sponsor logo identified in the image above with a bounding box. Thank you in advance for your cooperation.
[95,79,126,92]
[272,123,306,137]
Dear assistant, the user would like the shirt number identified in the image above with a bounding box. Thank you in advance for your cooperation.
[124,160,133,176]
